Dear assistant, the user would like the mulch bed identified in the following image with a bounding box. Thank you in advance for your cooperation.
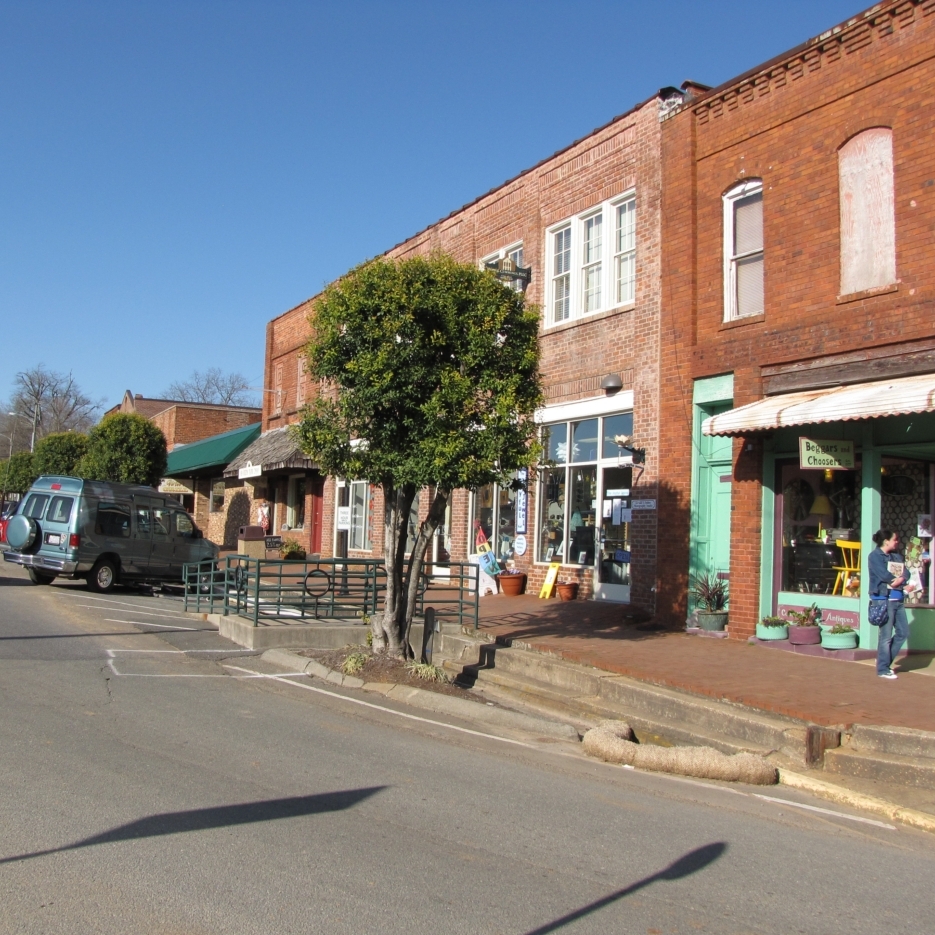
[298,647,490,704]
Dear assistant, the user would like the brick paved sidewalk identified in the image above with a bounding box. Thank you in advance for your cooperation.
[475,594,935,731]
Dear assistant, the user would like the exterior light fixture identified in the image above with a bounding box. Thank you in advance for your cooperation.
[600,373,623,392]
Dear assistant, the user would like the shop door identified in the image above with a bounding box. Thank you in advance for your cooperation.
[594,466,632,602]
[690,404,733,603]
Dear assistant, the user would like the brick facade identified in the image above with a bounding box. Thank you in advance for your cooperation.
[658,0,935,636]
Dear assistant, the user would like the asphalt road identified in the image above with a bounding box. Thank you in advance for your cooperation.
[1,561,934,935]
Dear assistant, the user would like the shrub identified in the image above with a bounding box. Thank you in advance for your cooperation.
[78,414,167,487]
[690,572,728,611]
[33,432,88,477]
[342,652,368,676]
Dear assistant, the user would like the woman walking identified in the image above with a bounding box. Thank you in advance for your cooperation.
[868,529,909,679]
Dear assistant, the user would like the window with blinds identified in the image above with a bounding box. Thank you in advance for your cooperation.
[723,181,764,320]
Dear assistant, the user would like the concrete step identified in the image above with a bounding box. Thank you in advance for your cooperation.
[847,724,935,760]
[824,747,935,790]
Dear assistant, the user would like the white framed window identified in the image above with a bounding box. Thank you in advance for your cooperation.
[723,180,764,321]
[482,242,527,292]
[348,480,372,551]
[546,192,636,326]
[287,474,306,530]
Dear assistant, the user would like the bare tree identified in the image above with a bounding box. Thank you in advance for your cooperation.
[9,366,101,451]
[163,368,258,407]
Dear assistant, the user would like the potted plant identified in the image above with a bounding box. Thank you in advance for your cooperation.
[496,568,527,596]
[756,615,789,641]
[279,537,306,561]
[786,603,822,644]
[820,623,858,650]
[556,580,579,601]
[690,573,729,630]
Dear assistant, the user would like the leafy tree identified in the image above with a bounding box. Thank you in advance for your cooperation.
[0,451,38,495]
[292,254,542,657]
[163,368,258,407]
[78,414,167,487]
[33,432,89,477]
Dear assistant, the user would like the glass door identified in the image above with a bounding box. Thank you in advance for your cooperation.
[595,466,632,601]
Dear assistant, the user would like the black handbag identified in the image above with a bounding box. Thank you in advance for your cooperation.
[868,600,889,627]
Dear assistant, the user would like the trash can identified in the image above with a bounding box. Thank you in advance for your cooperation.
[237,525,267,559]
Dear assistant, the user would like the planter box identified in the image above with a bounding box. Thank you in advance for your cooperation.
[755,623,789,641]
[821,630,859,650]
[496,573,527,596]
[788,624,821,645]
[697,611,728,631]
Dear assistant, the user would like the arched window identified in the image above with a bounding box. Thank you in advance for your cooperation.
[723,180,764,320]
[839,128,895,296]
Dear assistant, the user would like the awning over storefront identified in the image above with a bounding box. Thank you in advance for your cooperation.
[164,422,261,476]
[703,373,935,436]
[223,426,317,478]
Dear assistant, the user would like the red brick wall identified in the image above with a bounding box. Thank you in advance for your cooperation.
[153,405,261,450]
[659,0,935,636]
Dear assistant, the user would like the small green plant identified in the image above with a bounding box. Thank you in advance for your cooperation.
[406,661,448,683]
[342,651,368,675]
[690,572,728,612]
[279,537,305,558]
[828,623,856,634]
[786,603,822,626]
[366,631,373,647]
[759,616,787,628]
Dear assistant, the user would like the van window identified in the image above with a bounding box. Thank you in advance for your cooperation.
[97,503,131,538]
[46,496,75,524]
[174,512,195,538]
[135,506,152,536]
[153,507,169,537]
[22,494,50,519]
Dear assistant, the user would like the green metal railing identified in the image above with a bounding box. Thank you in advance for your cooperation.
[184,555,480,630]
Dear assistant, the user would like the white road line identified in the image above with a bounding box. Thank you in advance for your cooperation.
[108,649,256,654]
[752,793,897,829]
[104,649,280,678]
[104,618,201,631]
[74,604,193,620]
[223,664,535,749]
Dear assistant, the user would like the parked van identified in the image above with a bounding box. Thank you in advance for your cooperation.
[3,476,218,591]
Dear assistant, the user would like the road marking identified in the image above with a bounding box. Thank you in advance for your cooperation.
[104,618,201,631]
[223,664,536,749]
[752,793,897,829]
[109,649,256,653]
[73,603,194,620]
[105,649,277,678]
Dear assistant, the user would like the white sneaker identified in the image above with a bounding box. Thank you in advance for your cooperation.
[878,670,897,680]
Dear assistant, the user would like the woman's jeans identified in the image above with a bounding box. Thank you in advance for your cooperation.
[877,600,909,674]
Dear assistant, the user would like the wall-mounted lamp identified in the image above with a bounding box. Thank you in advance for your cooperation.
[600,373,623,392]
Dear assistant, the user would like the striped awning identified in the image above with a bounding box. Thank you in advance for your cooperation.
[702,372,935,436]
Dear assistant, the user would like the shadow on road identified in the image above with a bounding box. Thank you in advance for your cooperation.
[0,788,386,865]
[520,842,727,934]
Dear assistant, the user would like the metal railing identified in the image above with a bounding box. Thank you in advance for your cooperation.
[184,555,480,630]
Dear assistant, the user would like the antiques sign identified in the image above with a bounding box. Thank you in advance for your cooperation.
[798,438,855,470]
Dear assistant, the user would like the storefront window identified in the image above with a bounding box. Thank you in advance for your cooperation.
[210,479,225,513]
[881,459,931,604]
[472,474,524,562]
[538,467,566,562]
[349,481,372,551]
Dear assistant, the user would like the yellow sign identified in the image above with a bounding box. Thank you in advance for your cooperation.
[798,438,855,470]
[539,562,562,599]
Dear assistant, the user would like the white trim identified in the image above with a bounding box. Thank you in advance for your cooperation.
[535,391,634,424]
[722,179,764,322]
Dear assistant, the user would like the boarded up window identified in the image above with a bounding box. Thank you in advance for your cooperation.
[839,128,895,296]
[296,356,306,407]
[273,363,283,415]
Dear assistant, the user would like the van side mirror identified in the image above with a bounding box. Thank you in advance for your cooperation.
[193,529,203,539]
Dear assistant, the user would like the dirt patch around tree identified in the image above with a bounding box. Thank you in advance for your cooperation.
[298,647,491,704]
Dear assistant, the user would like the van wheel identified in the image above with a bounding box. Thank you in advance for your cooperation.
[27,568,55,585]
[88,559,118,593]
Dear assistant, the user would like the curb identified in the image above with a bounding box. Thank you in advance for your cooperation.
[778,769,935,833]
[259,649,579,741]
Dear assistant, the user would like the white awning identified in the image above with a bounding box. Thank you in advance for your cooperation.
[702,372,935,436]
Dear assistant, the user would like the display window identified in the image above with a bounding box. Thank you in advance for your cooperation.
[537,412,634,599]
[471,474,523,563]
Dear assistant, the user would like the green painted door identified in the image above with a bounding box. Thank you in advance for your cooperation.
[690,403,733,603]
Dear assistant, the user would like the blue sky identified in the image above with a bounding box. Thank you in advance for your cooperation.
[1,0,859,411]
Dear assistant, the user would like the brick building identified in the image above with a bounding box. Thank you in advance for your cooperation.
[658,0,935,652]
[235,86,691,610]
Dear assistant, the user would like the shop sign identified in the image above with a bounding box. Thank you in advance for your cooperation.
[238,461,263,479]
[513,534,527,556]
[515,468,528,534]
[632,499,656,510]
[265,535,282,550]
[798,438,855,470]
[336,506,351,530]
[159,478,193,494]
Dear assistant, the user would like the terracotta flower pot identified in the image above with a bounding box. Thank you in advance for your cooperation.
[788,624,821,645]
[497,573,527,596]
[556,582,579,601]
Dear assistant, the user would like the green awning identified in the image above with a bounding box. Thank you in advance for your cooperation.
[164,422,261,476]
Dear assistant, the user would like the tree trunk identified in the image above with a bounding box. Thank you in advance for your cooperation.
[371,482,416,657]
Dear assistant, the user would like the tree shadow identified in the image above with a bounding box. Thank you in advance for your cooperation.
[224,489,252,549]
[0,787,385,865]
[520,842,727,935]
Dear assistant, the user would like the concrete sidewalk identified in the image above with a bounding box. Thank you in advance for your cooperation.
[473,594,935,732]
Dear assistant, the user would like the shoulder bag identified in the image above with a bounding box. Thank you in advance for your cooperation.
[868,599,888,627]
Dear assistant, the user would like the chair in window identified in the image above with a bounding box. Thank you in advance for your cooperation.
[832,540,861,597]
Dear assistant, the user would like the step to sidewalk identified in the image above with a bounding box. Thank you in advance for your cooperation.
[823,747,935,790]
[847,724,935,760]
[446,660,779,759]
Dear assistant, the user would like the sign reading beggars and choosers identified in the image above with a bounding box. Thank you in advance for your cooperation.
[798,438,855,471]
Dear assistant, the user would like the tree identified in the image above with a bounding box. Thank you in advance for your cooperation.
[0,451,37,495]
[10,366,101,449]
[292,254,543,657]
[78,414,167,488]
[163,368,258,407]
[33,432,89,477]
